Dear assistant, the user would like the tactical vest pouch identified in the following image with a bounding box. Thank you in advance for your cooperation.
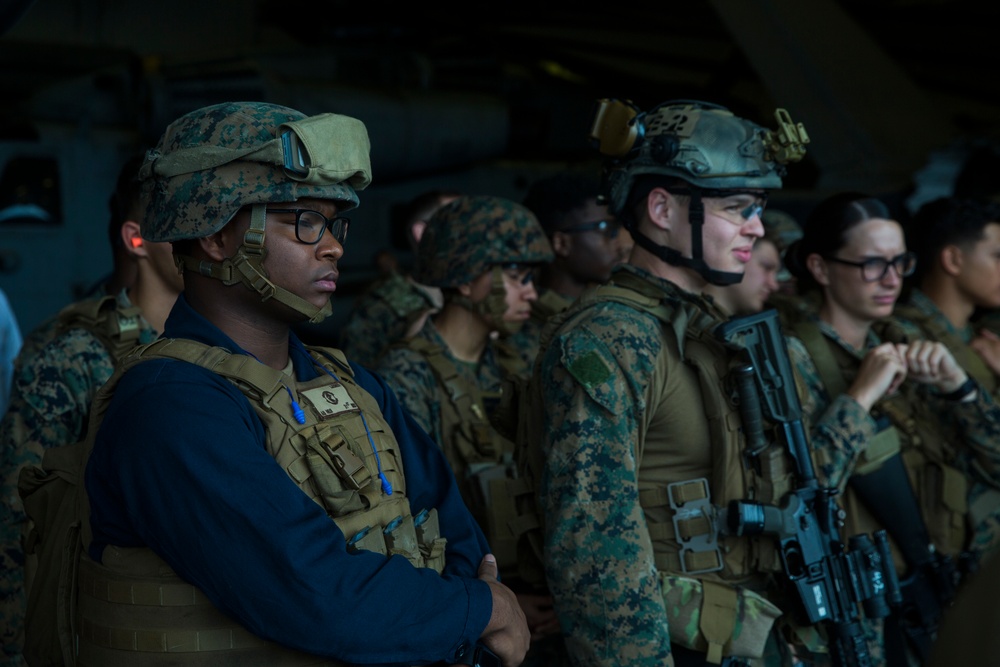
[909,456,968,556]
[658,573,782,662]
[853,426,902,476]
[467,458,518,569]
[76,548,335,666]
[668,479,723,575]
[18,444,85,667]
[346,525,389,557]
[414,509,447,574]
[303,426,376,516]
[382,514,422,567]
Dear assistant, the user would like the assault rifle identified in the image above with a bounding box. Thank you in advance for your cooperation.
[848,432,962,661]
[714,309,902,667]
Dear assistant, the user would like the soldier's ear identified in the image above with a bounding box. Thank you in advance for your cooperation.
[940,244,964,277]
[120,220,148,258]
[410,220,428,245]
[646,187,673,232]
[806,253,830,286]
[551,231,572,257]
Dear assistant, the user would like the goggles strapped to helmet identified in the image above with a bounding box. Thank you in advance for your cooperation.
[160,112,373,323]
[140,113,372,190]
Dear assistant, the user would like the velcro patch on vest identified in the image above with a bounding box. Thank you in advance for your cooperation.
[300,385,360,419]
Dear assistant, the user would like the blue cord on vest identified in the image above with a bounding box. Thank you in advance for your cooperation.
[244,351,307,425]
[292,340,393,496]
[283,386,307,425]
[359,410,393,495]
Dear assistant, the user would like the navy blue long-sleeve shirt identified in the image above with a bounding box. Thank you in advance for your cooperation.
[85,294,493,665]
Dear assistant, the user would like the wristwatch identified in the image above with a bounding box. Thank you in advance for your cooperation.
[454,644,501,667]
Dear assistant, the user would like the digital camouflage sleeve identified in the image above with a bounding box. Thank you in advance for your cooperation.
[538,298,673,667]
[0,292,156,666]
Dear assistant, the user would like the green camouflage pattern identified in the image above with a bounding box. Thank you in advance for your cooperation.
[786,313,1000,663]
[374,318,504,442]
[414,195,553,288]
[659,574,782,657]
[598,101,800,218]
[895,288,998,395]
[892,289,1000,562]
[535,265,785,666]
[0,291,157,666]
[340,272,442,368]
[788,315,1000,493]
[140,101,367,242]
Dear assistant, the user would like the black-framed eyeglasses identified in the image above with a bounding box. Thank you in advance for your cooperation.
[824,251,916,282]
[500,263,535,285]
[267,208,350,245]
[560,219,621,239]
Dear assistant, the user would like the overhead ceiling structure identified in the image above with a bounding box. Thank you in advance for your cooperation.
[2,0,998,195]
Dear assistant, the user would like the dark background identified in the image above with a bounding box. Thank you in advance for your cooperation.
[2,0,998,339]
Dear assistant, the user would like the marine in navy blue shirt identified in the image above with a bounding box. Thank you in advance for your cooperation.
[86,294,497,664]
[80,101,529,666]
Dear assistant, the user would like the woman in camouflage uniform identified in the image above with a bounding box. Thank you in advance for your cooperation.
[782,192,1000,665]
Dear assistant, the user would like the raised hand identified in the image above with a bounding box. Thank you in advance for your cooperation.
[847,342,907,411]
[895,340,969,394]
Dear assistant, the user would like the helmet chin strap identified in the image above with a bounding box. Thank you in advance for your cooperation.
[175,204,333,323]
[626,187,744,287]
[448,266,523,337]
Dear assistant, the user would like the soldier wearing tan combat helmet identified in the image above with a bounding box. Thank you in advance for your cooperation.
[533,99,810,666]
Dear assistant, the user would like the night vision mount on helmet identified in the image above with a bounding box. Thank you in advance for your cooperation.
[138,101,373,323]
[589,99,809,286]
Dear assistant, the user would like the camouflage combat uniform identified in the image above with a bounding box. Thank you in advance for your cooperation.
[375,195,552,568]
[495,288,572,378]
[537,265,794,667]
[787,314,1000,551]
[0,290,156,667]
[785,314,1000,663]
[339,271,442,368]
[894,288,999,396]
[376,317,505,447]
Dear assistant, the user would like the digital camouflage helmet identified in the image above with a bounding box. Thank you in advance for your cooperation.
[415,195,553,335]
[138,101,372,322]
[589,99,809,286]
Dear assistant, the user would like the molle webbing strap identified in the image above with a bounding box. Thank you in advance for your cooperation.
[130,339,288,406]
[700,580,739,665]
[894,302,997,393]
[75,555,340,665]
[404,336,498,462]
[530,290,571,324]
[790,319,848,399]
[56,295,145,361]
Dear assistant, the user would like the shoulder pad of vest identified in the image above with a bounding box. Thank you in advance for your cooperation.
[55,294,144,359]
[532,290,572,320]
[308,346,355,377]
[55,294,118,329]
